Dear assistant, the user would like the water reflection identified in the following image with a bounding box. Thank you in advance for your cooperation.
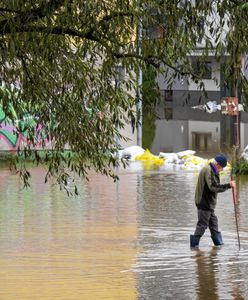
[194,248,219,300]
[0,166,138,300]
[193,247,247,300]
[0,162,247,299]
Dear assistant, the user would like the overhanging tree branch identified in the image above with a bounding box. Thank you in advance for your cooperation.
[0,0,66,29]
[0,0,246,191]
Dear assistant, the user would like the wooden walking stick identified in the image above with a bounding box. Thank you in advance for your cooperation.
[231,180,241,250]
[231,152,241,250]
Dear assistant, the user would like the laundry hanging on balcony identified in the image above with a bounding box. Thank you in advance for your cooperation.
[192,101,244,114]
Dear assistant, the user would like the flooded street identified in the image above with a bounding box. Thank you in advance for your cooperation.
[0,162,248,299]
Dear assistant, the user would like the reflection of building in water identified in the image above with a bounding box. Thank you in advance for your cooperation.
[0,169,139,299]
[82,170,139,299]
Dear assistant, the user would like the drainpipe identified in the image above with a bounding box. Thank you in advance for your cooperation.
[136,21,142,147]
[234,52,243,151]
[234,88,240,150]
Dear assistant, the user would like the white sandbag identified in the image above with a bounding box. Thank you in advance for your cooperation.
[159,152,178,160]
[164,156,177,164]
[177,150,196,158]
[117,149,124,159]
[241,145,248,161]
[174,158,184,164]
[121,145,145,160]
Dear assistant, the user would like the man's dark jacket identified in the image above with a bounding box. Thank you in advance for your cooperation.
[195,163,231,211]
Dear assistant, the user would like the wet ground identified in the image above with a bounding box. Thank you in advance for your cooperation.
[0,162,247,299]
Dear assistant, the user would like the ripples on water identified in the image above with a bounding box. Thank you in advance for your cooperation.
[0,162,247,299]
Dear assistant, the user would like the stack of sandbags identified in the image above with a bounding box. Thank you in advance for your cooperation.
[120,146,231,171]
[159,149,207,170]
[181,154,208,170]
[159,152,182,164]
[135,149,164,165]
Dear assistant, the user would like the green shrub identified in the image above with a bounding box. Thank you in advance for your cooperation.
[234,157,248,175]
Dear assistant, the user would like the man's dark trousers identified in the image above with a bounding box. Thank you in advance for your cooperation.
[194,209,219,236]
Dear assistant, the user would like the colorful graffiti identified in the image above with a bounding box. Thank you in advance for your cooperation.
[0,107,51,151]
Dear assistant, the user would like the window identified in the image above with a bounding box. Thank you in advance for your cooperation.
[160,90,173,120]
[164,107,173,120]
[193,61,212,80]
[161,90,173,102]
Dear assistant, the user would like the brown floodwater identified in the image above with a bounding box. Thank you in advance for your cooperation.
[0,161,247,299]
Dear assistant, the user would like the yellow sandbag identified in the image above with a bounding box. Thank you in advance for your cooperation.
[183,154,206,165]
[191,157,206,165]
[135,149,164,165]
[181,154,194,160]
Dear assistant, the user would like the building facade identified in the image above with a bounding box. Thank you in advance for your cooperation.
[146,26,248,156]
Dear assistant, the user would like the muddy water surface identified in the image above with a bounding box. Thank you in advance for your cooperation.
[0,162,247,299]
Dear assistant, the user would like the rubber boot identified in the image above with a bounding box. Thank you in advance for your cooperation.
[211,232,224,246]
[190,235,201,248]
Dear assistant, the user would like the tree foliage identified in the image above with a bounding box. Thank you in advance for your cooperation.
[0,0,247,190]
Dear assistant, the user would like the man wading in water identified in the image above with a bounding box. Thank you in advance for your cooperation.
[190,154,236,248]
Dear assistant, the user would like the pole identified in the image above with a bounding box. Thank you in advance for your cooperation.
[231,172,241,250]
[136,20,142,147]
[231,185,241,250]
[231,53,241,250]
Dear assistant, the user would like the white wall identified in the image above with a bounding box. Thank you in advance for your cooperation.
[240,123,248,151]
[119,121,137,149]
[151,120,189,154]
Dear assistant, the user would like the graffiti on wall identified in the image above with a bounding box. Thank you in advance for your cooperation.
[0,107,51,151]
